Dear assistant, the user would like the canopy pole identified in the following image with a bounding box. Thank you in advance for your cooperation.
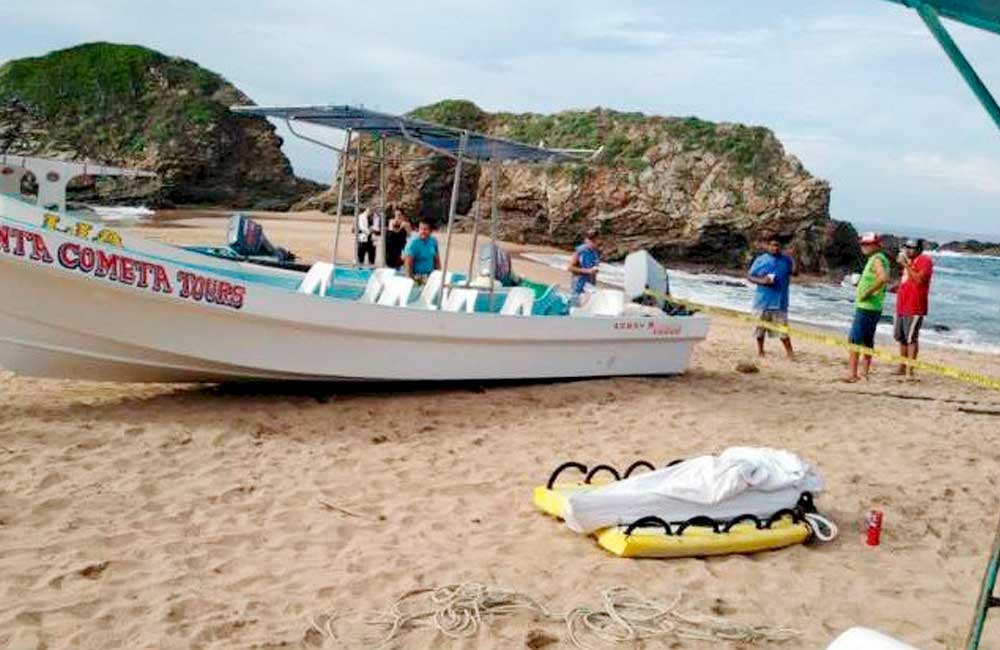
[913,1,1000,134]
[438,131,468,309]
[353,133,362,267]
[488,162,499,312]
[331,128,352,278]
[377,137,387,268]
[466,192,482,285]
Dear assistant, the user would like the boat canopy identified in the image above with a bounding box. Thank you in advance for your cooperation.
[230,104,583,164]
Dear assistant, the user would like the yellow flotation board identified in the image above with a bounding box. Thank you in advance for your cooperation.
[595,513,811,558]
[532,460,822,559]
[533,461,655,519]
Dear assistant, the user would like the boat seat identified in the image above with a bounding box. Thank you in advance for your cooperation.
[570,289,626,317]
[298,262,334,296]
[377,276,414,307]
[442,288,478,313]
[500,286,535,316]
[360,268,397,304]
[413,270,455,309]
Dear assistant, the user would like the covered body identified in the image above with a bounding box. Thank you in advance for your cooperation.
[563,447,823,534]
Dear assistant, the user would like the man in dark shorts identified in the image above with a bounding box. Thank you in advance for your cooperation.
[846,232,889,382]
[892,238,934,377]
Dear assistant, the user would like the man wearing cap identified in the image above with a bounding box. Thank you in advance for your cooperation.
[846,232,890,382]
[892,239,934,377]
[747,235,795,358]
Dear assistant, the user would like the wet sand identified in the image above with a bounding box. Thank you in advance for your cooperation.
[2,210,999,650]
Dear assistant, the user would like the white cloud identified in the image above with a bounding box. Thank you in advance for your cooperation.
[901,153,1000,195]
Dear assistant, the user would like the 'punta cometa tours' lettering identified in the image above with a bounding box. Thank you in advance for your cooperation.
[0,224,246,310]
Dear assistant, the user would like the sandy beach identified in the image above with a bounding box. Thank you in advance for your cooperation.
[2,210,1000,650]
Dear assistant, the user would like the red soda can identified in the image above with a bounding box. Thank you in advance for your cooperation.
[865,509,883,546]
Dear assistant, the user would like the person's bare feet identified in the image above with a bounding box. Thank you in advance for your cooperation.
[890,367,907,376]
[841,375,860,383]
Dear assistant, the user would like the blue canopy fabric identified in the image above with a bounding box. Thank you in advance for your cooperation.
[231,104,581,164]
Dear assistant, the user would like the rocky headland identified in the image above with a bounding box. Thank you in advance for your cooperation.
[939,240,1000,256]
[300,100,862,274]
[0,42,319,209]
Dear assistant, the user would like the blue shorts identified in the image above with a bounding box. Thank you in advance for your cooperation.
[849,308,881,350]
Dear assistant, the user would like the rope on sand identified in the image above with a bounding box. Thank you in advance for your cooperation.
[309,583,800,649]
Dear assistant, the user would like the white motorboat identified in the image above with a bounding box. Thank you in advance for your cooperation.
[0,108,708,383]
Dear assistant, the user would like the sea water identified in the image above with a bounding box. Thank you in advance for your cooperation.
[523,251,1000,355]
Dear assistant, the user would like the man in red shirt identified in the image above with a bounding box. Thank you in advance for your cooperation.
[893,239,934,377]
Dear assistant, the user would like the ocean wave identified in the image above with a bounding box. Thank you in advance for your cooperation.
[520,251,1000,355]
[930,249,1000,261]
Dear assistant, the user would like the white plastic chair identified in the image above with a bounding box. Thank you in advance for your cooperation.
[377,276,414,307]
[500,287,535,316]
[360,268,397,304]
[413,270,455,310]
[298,262,334,296]
[570,289,626,317]
[443,288,478,313]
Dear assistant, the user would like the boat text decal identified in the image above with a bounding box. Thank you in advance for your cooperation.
[613,320,682,337]
[0,225,246,310]
[42,213,123,247]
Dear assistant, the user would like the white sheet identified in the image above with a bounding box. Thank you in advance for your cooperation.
[562,447,824,534]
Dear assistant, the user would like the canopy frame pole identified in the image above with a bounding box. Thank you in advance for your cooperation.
[331,127,352,279]
[284,118,345,154]
[488,162,499,312]
[466,188,482,285]
[912,1,1000,134]
[353,132,362,267]
[377,136,387,268]
[438,131,468,309]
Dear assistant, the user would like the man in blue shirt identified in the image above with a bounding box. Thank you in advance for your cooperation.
[748,235,795,358]
[568,229,601,302]
[403,219,441,282]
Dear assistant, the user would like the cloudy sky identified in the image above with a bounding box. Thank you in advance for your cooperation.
[3,0,1000,237]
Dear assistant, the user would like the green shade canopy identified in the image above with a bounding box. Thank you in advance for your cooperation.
[883,0,1000,35]
[882,0,1000,134]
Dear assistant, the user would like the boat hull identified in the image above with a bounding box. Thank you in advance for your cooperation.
[0,201,709,383]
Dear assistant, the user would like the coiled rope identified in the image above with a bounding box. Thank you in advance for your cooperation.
[308,583,801,649]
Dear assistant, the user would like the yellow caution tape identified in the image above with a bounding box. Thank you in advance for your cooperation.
[645,290,1000,393]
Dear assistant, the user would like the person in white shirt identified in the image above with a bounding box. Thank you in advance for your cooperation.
[355,208,382,265]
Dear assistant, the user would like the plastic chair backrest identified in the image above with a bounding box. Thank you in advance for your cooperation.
[443,288,478,313]
[360,268,396,304]
[377,276,414,307]
[414,270,453,309]
[500,287,535,316]
[589,289,626,317]
[298,262,334,296]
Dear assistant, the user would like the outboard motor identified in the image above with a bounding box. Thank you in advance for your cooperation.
[624,250,689,315]
[227,213,295,262]
[479,242,516,286]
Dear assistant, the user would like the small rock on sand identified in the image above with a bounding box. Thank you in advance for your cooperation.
[735,360,760,374]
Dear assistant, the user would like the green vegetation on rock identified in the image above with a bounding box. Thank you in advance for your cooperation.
[406,100,774,177]
[408,99,487,131]
[0,42,315,208]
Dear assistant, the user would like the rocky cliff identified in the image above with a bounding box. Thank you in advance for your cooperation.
[301,100,860,274]
[940,240,1000,256]
[0,42,319,209]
